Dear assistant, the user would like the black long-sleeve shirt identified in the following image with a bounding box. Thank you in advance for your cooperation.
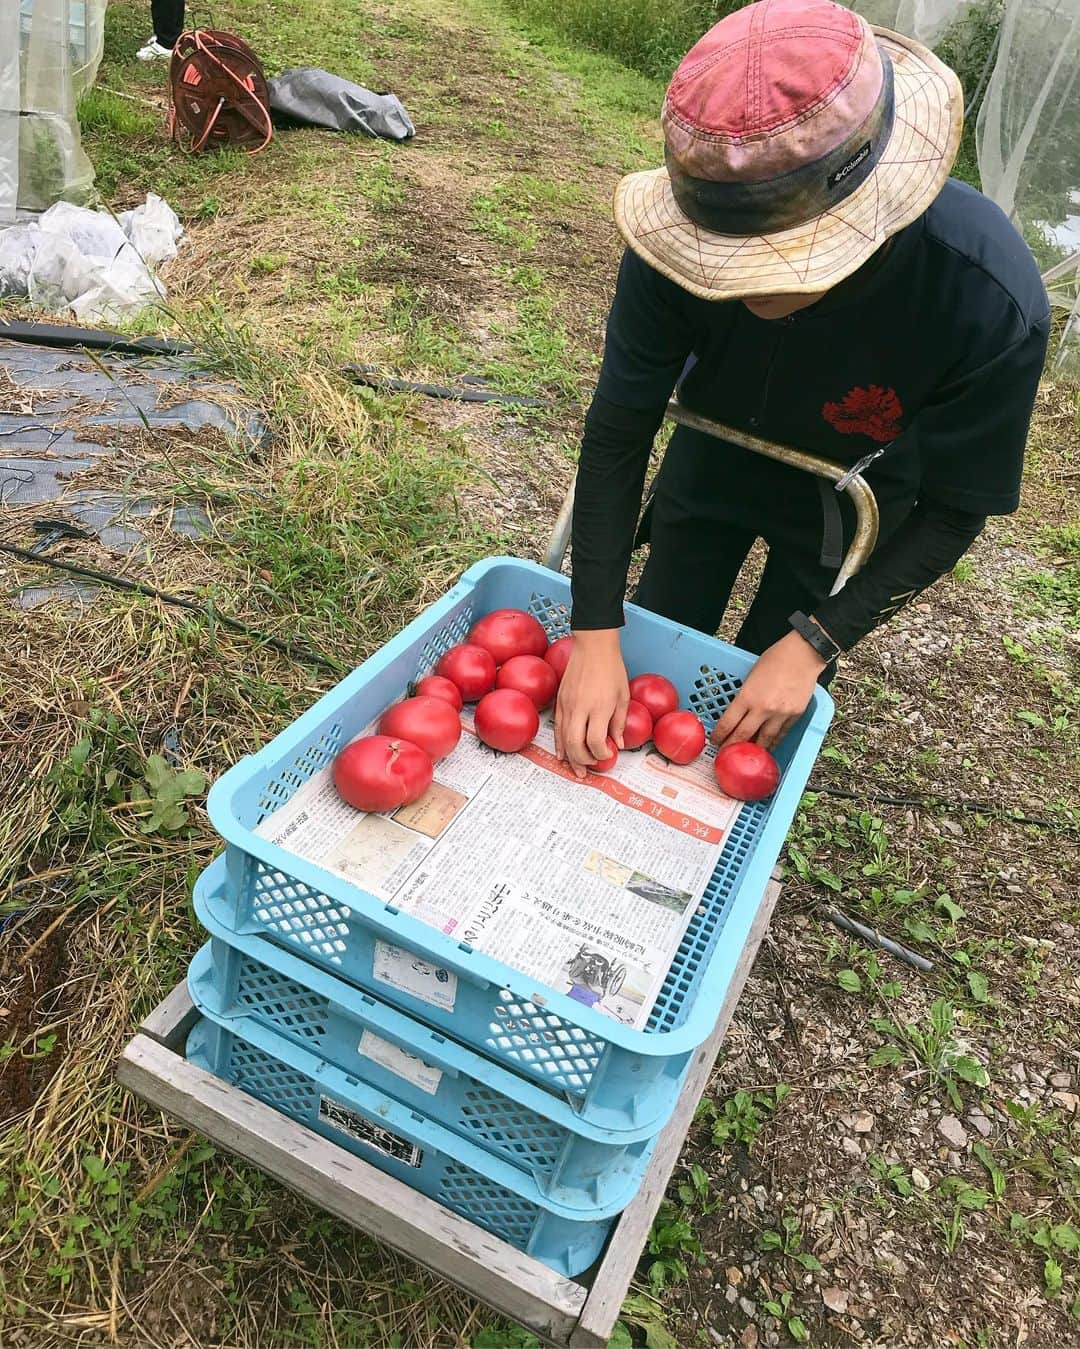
[570,179,1050,648]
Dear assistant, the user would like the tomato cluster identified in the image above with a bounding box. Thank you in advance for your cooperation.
[332,608,781,812]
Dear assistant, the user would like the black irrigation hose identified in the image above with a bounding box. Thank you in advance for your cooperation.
[0,542,343,675]
[810,784,1071,832]
[0,321,193,358]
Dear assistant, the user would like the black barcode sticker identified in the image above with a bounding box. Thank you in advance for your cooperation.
[318,1096,423,1168]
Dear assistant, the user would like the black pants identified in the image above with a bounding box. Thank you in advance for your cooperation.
[633,426,916,677]
[151,0,185,47]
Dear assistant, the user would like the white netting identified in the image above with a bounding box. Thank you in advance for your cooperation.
[856,0,1080,368]
[852,0,973,44]
[977,0,1080,368]
[0,0,106,221]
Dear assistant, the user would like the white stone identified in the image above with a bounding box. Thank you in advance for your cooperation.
[938,1115,969,1148]
[967,1110,992,1138]
[822,1287,850,1314]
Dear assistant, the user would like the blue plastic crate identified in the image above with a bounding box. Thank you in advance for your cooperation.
[186,1012,618,1277]
[206,558,832,1131]
[190,855,658,1209]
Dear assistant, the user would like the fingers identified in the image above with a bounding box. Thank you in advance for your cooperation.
[724,709,766,746]
[564,712,592,777]
[608,697,629,751]
[754,715,789,751]
[712,694,749,747]
[586,715,610,762]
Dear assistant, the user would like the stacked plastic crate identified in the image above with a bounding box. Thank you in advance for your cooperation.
[185,558,831,1276]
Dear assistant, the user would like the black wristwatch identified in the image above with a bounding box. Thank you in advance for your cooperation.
[788,610,842,662]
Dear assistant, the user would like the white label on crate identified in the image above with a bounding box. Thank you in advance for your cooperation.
[373,941,458,1012]
[358,1031,443,1096]
[318,1096,423,1168]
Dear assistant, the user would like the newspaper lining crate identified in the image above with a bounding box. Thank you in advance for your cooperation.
[191,856,657,1210]
[186,1012,623,1278]
[206,558,832,1131]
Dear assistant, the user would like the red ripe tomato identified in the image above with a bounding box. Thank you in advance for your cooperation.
[653,710,705,765]
[333,735,433,812]
[469,608,548,665]
[435,643,497,701]
[414,674,463,712]
[591,737,619,773]
[628,673,679,722]
[713,742,780,801]
[544,635,574,681]
[378,696,461,761]
[496,654,558,710]
[621,699,653,750]
[474,688,540,752]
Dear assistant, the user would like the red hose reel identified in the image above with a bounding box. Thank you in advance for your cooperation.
[168,30,273,155]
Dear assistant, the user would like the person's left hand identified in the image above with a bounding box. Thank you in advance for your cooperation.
[711,629,828,751]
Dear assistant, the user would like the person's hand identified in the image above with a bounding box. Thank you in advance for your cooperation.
[712,628,828,751]
[554,629,629,778]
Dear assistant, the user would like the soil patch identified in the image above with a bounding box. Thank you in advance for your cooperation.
[0,909,72,1118]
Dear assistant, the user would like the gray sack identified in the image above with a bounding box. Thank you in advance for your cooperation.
[267,68,416,141]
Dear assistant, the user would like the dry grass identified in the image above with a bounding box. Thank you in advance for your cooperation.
[2,0,1077,1345]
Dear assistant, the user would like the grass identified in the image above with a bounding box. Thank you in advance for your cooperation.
[497,0,746,81]
[6,0,1080,1343]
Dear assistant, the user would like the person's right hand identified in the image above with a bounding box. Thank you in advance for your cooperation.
[554,629,629,778]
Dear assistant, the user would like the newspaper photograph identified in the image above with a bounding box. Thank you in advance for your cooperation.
[255,708,743,1028]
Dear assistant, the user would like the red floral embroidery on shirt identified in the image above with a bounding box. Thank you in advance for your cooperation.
[822,385,903,442]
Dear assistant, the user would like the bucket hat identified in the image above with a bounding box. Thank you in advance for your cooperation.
[615,0,963,300]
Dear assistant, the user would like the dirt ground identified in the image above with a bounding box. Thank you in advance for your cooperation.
[2,0,1077,1346]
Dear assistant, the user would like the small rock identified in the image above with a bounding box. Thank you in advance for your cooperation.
[967,1110,992,1138]
[853,1110,875,1133]
[726,1285,738,1305]
[938,1114,969,1148]
[727,1266,744,1286]
[1050,1071,1072,1089]
[709,1330,725,1347]
[842,1136,863,1159]
[751,1184,769,1212]
[739,1295,757,1318]
[1009,1062,1027,1084]
[739,1328,758,1349]
[1056,922,1075,940]
[1053,1091,1078,1113]
[911,1166,931,1191]
[822,1287,850,1314]
[765,1334,780,1348]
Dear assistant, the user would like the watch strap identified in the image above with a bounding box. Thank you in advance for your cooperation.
[788,610,842,662]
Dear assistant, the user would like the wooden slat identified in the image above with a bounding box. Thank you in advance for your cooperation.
[138,980,199,1051]
[570,877,782,1348]
[117,1035,587,1345]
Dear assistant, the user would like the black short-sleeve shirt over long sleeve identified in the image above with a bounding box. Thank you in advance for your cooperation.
[570,178,1050,631]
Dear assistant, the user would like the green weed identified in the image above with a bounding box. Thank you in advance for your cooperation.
[699,1085,791,1150]
[869,998,990,1109]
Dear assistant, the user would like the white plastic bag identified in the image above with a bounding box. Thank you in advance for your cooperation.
[69,244,165,322]
[37,199,129,261]
[0,222,40,296]
[26,230,95,313]
[120,194,184,267]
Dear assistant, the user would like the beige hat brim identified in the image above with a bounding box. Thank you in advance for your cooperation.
[614,29,963,301]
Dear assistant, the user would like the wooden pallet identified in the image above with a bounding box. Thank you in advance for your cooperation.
[117,878,780,1348]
